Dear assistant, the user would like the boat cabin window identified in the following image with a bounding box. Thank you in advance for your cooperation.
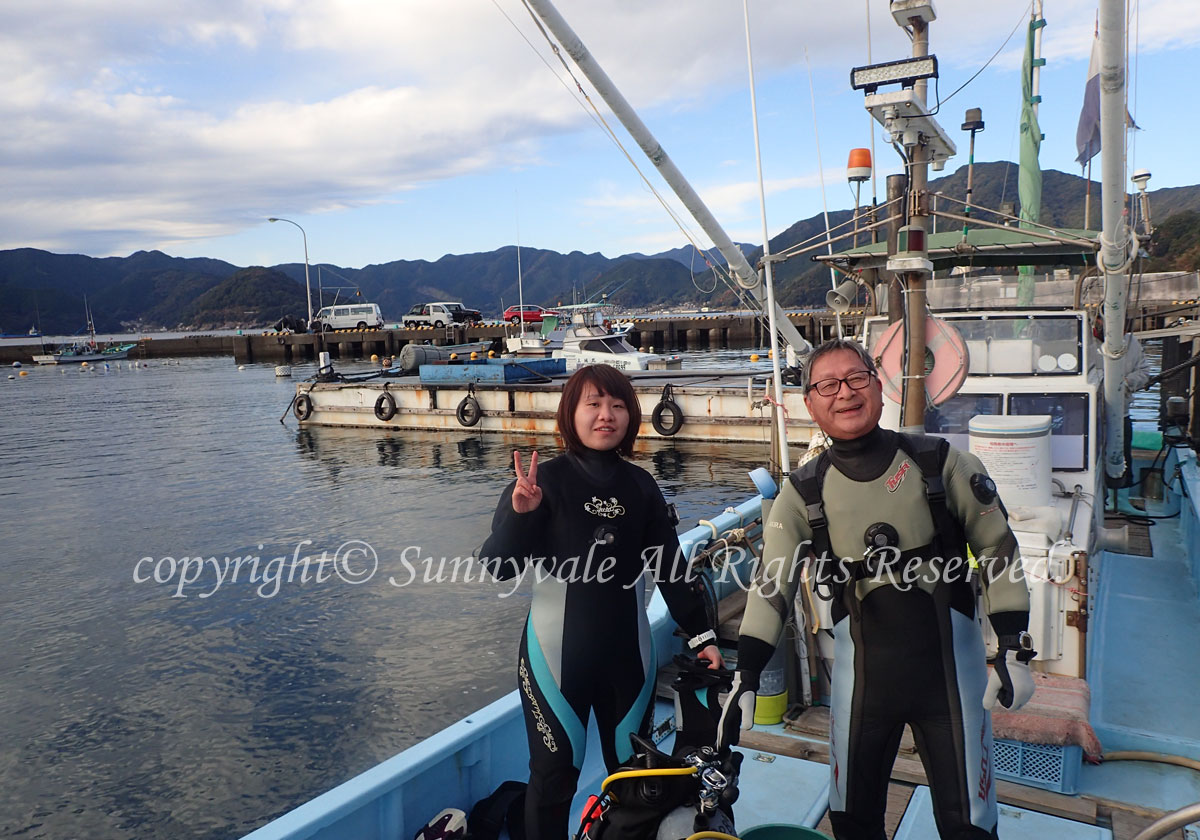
[579,337,630,354]
[925,394,1003,451]
[868,314,1083,376]
[953,315,1082,376]
[1008,393,1090,471]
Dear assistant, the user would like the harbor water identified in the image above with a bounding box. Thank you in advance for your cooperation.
[0,353,781,840]
[0,346,1163,839]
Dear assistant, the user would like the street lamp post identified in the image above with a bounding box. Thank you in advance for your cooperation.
[268,217,313,329]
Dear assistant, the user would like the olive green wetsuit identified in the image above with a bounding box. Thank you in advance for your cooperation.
[738,427,1030,840]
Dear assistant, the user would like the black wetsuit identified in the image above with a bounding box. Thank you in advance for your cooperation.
[740,428,1030,840]
[481,448,712,840]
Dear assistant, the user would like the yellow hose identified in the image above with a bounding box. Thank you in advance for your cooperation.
[1102,751,1200,773]
[599,766,698,793]
[685,832,740,840]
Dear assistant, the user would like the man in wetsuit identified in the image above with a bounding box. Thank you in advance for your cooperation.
[719,338,1035,839]
[481,364,722,840]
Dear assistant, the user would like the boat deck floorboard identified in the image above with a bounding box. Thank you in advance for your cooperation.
[662,546,1200,838]
[1089,514,1200,766]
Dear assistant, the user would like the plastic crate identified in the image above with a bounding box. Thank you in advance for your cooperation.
[993,739,1082,794]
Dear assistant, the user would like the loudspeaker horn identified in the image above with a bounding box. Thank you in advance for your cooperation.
[826,279,858,313]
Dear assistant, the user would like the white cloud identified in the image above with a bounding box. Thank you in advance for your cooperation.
[0,0,1196,260]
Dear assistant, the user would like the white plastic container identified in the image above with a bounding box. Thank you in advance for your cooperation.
[968,414,1053,508]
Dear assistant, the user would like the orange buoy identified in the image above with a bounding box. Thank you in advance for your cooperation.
[847,148,872,183]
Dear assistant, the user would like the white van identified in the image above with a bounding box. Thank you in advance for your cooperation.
[312,303,384,331]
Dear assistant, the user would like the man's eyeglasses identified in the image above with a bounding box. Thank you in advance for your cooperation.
[807,370,875,397]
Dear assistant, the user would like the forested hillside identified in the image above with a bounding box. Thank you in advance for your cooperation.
[2,161,1197,332]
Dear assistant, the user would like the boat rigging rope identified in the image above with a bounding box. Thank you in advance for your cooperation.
[501,0,742,299]
[925,2,1033,116]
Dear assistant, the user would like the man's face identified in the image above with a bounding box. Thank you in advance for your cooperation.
[803,348,884,440]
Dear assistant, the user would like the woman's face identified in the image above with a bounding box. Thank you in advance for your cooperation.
[573,385,630,451]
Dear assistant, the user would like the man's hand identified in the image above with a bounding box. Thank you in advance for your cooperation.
[984,649,1035,711]
[716,670,758,750]
[511,450,542,514]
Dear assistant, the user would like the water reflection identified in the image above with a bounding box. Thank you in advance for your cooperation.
[651,446,685,481]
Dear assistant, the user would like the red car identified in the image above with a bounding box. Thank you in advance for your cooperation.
[502,304,559,325]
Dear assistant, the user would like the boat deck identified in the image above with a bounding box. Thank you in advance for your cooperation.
[641,487,1200,838]
[569,698,1173,839]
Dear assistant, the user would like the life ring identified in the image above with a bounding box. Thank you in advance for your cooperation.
[870,315,969,406]
[374,390,397,421]
[456,395,482,427]
[294,393,314,421]
[651,399,684,436]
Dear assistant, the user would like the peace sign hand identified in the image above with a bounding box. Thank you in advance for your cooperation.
[511,450,543,514]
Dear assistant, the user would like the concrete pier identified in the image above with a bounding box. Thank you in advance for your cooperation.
[0,311,862,365]
[4,298,1196,365]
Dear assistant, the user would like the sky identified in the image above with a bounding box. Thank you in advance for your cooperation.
[3,0,1198,271]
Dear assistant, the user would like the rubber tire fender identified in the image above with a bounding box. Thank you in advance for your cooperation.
[456,395,482,427]
[651,399,684,436]
[294,393,314,421]
[374,390,397,421]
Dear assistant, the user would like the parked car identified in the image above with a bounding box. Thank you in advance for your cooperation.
[311,303,384,331]
[403,302,484,328]
[502,304,559,325]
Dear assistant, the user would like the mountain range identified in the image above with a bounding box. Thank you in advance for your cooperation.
[2,161,1198,335]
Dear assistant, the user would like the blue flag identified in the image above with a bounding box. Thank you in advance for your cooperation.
[1075,31,1138,165]
[1075,35,1101,165]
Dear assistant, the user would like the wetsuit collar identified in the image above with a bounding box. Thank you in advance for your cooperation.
[567,446,622,483]
[827,425,900,482]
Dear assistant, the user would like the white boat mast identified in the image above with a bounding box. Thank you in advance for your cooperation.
[743,0,790,473]
[522,0,810,356]
[855,0,956,431]
[1098,0,1130,481]
[517,206,525,331]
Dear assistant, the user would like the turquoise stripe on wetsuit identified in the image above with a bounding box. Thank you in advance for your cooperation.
[482,448,711,840]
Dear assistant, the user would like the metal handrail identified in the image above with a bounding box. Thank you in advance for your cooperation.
[1131,801,1200,840]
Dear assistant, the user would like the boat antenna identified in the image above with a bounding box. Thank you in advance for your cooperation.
[84,295,96,345]
[864,0,878,206]
[516,193,525,335]
[802,46,843,339]
[742,0,790,474]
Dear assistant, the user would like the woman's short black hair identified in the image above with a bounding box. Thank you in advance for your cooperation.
[556,365,641,456]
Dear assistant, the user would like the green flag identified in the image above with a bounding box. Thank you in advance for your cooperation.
[1017,15,1045,306]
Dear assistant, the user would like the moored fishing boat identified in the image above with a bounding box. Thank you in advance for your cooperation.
[31,299,138,365]
[32,340,137,365]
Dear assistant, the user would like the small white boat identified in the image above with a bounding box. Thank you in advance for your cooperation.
[506,304,681,371]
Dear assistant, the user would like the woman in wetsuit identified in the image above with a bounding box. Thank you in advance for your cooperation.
[481,364,723,840]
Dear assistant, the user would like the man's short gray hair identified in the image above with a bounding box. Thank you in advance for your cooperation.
[801,338,877,392]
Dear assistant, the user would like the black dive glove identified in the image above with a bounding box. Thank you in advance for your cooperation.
[984,632,1036,711]
[716,670,758,750]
